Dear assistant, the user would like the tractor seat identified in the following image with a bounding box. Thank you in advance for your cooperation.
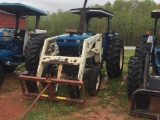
[15,30,26,38]
[13,30,26,42]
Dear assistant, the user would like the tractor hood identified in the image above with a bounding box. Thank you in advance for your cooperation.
[57,33,93,46]
[0,28,13,41]
[57,33,93,40]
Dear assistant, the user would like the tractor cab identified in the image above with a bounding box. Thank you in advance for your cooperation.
[0,3,47,87]
[56,8,115,58]
[0,3,46,62]
[151,9,160,18]
[151,9,160,37]
[0,3,47,46]
[0,3,46,33]
[71,8,113,33]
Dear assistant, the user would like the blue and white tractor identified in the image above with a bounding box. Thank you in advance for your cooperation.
[0,3,47,87]
[19,0,124,105]
[127,9,160,119]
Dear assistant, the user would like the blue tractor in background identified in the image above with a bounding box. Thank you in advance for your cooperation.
[19,0,124,106]
[0,3,47,87]
[127,9,160,119]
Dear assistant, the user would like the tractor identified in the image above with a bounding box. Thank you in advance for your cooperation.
[127,9,160,119]
[0,3,47,87]
[19,0,124,113]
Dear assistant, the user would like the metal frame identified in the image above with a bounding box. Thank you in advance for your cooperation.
[19,75,85,104]
[19,33,102,106]
[36,34,102,81]
[131,89,160,119]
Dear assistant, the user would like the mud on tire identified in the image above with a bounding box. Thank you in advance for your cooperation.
[24,35,45,92]
[106,39,124,78]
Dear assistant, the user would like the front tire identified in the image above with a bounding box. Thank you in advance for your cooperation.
[88,66,101,96]
[127,56,142,99]
[106,39,124,78]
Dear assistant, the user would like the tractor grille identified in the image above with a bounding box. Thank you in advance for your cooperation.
[57,39,83,43]
[59,46,82,56]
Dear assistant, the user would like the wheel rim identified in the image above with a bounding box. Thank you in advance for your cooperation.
[96,74,100,90]
[120,48,123,69]
[149,65,154,76]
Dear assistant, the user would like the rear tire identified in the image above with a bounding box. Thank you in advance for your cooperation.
[106,39,124,78]
[24,35,45,93]
[0,65,5,87]
[127,56,142,99]
[88,66,101,96]
[127,55,150,110]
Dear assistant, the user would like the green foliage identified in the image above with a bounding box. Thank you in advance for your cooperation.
[26,0,158,45]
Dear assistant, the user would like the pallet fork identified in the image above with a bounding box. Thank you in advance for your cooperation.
[19,73,85,104]
[131,89,160,120]
[19,70,85,119]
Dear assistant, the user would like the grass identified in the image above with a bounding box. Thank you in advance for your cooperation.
[21,50,136,120]
[23,100,81,120]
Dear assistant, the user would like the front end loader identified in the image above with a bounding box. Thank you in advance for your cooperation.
[19,0,124,117]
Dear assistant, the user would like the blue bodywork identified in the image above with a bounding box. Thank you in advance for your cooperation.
[154,47,160,73]
[0,2,47,69]
[57,33,93,46]
[57,32,119,46]
[0,28,23,65]
[56,32,119,58]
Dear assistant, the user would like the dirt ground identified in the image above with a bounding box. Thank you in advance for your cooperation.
[0,72,27,120]
[0,72,150,120]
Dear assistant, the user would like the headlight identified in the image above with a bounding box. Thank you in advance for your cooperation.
[76,40,80,43]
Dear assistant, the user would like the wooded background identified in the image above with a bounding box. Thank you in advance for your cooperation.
[26,0,160,46]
